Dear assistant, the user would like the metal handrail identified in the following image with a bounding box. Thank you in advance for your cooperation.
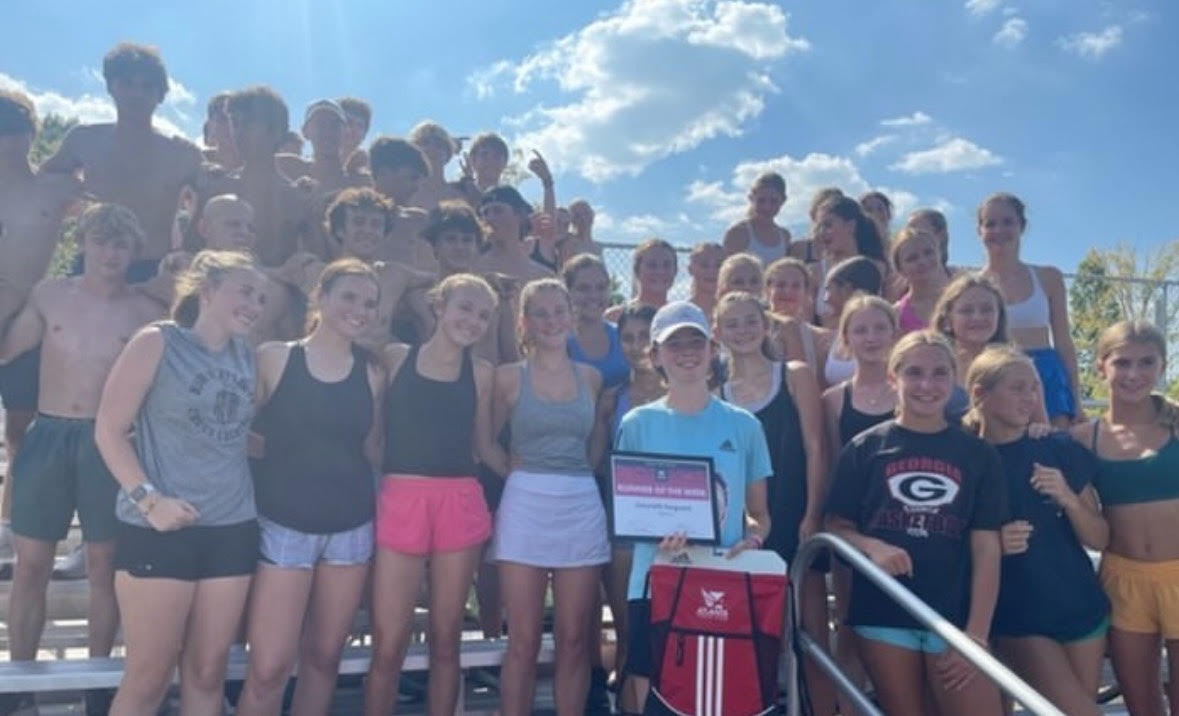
[786,532,1064,716]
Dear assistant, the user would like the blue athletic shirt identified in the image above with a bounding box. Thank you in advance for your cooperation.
[991,432,1109,639]
[616,396,772,600]
[568,321,630,389]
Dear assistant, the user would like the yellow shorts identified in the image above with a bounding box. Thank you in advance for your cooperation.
[1099,553,1179,639]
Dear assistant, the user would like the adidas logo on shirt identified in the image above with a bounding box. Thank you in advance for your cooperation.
[719,439,736,452]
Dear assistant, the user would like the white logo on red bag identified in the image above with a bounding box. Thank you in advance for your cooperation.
[696,589,729,621]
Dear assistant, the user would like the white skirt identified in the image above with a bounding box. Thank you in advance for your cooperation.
[491,470,610,568]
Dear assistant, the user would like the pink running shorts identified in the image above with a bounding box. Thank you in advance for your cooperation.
[376,475,492,555]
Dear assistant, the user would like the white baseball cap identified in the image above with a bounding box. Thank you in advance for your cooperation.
[304,99,346,124]
[650,300,711,344]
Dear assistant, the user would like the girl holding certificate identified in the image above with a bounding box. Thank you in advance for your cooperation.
[614,300,772,713]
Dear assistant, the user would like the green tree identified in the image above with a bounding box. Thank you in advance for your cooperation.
[1069,242,1179,400]
[1068,249,1121,402]
[29,114,74,168]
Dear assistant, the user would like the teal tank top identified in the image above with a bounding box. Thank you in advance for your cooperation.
[1091,420,1179,506]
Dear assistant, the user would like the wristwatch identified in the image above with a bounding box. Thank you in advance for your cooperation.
[128,483,158,505]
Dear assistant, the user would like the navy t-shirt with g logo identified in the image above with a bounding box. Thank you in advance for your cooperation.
[825,421,1007,630]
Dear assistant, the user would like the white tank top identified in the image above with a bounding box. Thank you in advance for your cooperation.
[824,337,856,387]
[744,221,788,265]
[1004,264,1051,331]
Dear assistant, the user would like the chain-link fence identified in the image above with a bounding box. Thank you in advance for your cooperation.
[597,240,1179,403]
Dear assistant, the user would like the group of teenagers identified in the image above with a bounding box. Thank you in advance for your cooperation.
[0,41,1177,716]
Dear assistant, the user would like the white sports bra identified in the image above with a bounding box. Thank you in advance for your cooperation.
[1005,264,1051,331]
[824,337,856,387]
[744,221,788,265]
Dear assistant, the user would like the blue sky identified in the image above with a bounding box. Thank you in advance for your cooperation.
[2,0,1173,271]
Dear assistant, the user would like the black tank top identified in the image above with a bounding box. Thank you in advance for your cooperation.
[383,344,478,477]
[252,344,375,533]
[723,364,807,560]
[838,383,893,446]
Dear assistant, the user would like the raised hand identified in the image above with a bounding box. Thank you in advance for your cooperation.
[527,149,553,186]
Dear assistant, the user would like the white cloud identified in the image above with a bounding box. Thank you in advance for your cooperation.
[854,134,897,157]
[890,137,1003,174]
[166,78,196,111]
[965,0,1002,16]
[619,214,673,237]
[1058,25,1124,59]
[467,0,810,182]
[467,60,514,99]
[0,71,196,140]
[686,151,919,229]
[993,18,1028,48]
[881,111,932,128]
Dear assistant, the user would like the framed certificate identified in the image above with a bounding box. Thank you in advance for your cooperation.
[609,451,719,544]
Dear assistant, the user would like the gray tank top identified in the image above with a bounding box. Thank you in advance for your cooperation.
[117,322,257,527]
[509,360,595,476]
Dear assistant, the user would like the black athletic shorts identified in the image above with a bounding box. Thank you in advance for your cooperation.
[114,519,259,581]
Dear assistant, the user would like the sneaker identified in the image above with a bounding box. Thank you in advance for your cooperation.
[468,666,500,693]
[584,666,612,715]
[53,543,87,580]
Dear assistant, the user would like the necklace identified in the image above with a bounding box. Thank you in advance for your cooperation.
[856,382,893,409]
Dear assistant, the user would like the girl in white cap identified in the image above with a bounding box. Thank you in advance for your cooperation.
[613,299,772,713]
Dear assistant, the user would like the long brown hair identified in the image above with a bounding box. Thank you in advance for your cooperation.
[172,250,258,328]
[304,258,381,334]
[1096,320,1179,429]
[932,272,1008,344]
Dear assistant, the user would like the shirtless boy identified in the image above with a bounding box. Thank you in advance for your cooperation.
[407,121,465,210]
[423,201,517,364]
[324,187,435,351]
[474,186,553,283]
[201,92,240,170]
[466,132,509,193]
[0,90,82,561]
[560,198,601,261]
[41,43,201,277]
[276,100,353,193]
[368,136,436,269]
[338,96,372,178]
[0,204,163,715]
[219,86,315,266]
[143,194,306,344]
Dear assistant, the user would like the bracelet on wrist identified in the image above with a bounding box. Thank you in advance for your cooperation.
[745,534,764,549]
